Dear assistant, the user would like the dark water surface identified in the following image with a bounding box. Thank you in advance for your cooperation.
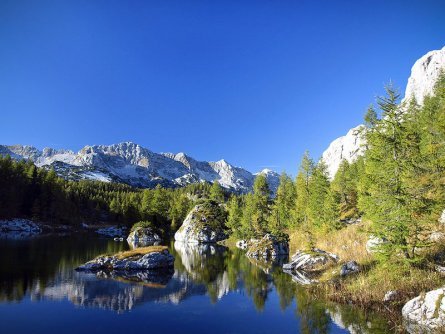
[0,235,391,333]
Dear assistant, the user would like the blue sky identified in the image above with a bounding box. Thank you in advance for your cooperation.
[1,0,444,174]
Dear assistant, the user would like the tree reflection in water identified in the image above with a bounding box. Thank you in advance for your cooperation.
[0,235,390,332]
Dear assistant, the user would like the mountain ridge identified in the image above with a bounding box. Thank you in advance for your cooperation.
[0,141,280,194]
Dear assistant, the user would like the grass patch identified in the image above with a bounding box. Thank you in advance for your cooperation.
[324,263,443,308]
[289,222,372,263]
[289,221,445,320]
[130,221,155,232]
[113,245,168,260]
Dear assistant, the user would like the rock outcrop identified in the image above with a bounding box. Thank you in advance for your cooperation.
[383,290,400,303]
[95,226,127,237]
[404,46,445,105]
[283,248,339,272]
[245,234,289,261]
[366,235,387,253]
[322,46,445,179]
[0,219,41,239]
[340,261,360,277]
[322,125,365,179]
[127,227,161,248]
[402,287,445,333]
[174,202,228,244]
[76,246,174,271]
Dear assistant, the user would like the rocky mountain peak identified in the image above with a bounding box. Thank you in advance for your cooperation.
[404,46,445,105]
[1,142,279,194]
[322,46,445,179]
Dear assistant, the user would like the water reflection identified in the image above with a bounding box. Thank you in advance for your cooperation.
[0,235,391,333]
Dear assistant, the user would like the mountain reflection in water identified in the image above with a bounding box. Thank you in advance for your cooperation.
[0,235,391,333]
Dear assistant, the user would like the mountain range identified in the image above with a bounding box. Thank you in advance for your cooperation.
[0,142,279,194]
[2,46,444,192]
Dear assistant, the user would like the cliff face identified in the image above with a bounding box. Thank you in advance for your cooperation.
[322,46,445,179]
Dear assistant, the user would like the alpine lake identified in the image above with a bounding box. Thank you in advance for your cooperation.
[0,234,392,334]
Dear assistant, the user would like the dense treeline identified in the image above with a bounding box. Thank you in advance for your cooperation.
[227,75,445,265]
[1,76,444,267]
[0,156,212,231]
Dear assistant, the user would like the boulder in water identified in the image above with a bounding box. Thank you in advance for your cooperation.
[127,226,161,248]
[0,219,41,239]
[245,234,289,261]
[283,248,339,272]
[174,202,227,244]
[76,246,174,271]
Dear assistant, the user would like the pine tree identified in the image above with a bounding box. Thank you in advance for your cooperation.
[269,172,295,236]
[308,159,330,229]
[226,195,243,237]
[294,152,315,249]
[251,174,270,237]
[209,180,225,203]
[360,84,431,262]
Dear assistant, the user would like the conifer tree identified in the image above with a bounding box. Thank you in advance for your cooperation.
[294,152,315,248]
[269,172,295,236]
[226,195,243,237]
[360,84,430,262]
[209,180,225,203]
[308,159,330,229]
[251,175,270,237]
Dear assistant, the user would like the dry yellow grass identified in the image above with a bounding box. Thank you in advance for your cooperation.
[289,222,372,263]
[114,245,168,260]
[288,222,445,313]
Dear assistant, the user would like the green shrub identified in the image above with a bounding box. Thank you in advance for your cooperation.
[130,221,154,232]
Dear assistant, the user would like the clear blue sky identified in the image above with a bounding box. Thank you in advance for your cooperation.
[1,0,444,174]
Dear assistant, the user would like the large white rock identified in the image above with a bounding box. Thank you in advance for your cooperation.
[404,46,445,105]
[322,46,445,179]
[402,287,445,333]
[126,227,161,248]
[245,234,289,261]
[283,248,339,272]
[322,125,365,179]
[174,203,227,244]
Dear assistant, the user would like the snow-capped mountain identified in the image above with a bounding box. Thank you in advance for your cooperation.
[0,142,279,194]
[322,45,445,179]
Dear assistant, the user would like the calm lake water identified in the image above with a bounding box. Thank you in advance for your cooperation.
[0,235,391,333]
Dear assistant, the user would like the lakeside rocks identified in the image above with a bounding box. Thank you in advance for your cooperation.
[283,269,317,285]
[245,234,289,261]
[0,219,41,239]
[95,226,127,237]
[283,248,339,272]
[127,227,161,248]
[340,261,360,277]
[383,290,400,303]
[174,203,228,244]
[402,287,445,333]
[76,247,174,272]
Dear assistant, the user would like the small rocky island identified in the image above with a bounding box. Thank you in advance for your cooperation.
[126,224,161,248]
[76,246,174,271]
[174,201,228,244]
